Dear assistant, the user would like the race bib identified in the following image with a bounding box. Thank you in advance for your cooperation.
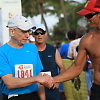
[15,64,33,78]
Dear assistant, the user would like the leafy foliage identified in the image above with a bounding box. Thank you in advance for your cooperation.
[21,0,86,40]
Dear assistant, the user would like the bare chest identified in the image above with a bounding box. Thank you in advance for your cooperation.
[87,37,100,58]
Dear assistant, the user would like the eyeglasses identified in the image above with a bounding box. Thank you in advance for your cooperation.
[85,12,100,19]
[14,28,32,35]
[34,31,45,35]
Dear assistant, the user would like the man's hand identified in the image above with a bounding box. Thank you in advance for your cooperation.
[37,74,55,88]
[52,83,59,89]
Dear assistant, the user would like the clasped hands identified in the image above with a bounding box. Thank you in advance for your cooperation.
[38,73,58,89]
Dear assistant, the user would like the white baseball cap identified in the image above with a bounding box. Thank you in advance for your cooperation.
[6,15,33,31]
[33,24,46,32]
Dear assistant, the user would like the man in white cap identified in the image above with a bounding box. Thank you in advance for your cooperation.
[53,0,100,100]
[32,24,65,100]
[0,15,54,100]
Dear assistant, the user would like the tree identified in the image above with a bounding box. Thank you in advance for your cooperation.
[36,0,54,40]
[22,0,53,40]
[21,0,86,40]
[59,0,70,32]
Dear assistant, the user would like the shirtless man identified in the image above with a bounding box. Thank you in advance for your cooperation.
[53,0,100,100]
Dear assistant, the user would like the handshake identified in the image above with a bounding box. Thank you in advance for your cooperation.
[37,71,58,89]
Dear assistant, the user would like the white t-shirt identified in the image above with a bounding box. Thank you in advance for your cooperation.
[67,38,81,59]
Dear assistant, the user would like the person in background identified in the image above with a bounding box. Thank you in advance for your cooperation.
[67,26,87,60]
[53,40,61,50]
[59,30,76,59]
[0,15,54,100]
[32,24,66,100]
[28,35,35,44]
[53,0,100,100]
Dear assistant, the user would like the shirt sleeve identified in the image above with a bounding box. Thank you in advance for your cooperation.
[0,51,12,77]
[67,43,73,59]
[59,45,65,57]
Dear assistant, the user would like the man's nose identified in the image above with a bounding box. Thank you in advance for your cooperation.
[25,32,30,37]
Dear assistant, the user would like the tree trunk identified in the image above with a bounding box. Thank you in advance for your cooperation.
[36,0,53,40]
[59,0,70,33]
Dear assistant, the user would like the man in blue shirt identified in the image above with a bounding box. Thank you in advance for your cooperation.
[0,15,54,100]
[59,31,76,59]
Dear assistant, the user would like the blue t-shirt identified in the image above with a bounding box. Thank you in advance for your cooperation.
[0,43,43,95]
[59,43,70,59]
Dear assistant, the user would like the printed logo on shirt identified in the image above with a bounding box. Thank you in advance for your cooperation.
[18,65,23,69]
[48,55,52,57]
[26,51,30,52]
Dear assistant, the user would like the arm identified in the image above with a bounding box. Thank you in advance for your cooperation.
[55,49,66,74]
[37,84,46,100]
[53,49,66,88]
[53,38,87,83]
[1,74,54,89]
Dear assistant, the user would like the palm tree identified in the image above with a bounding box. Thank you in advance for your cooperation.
[22,0,53,40]
[59,0,70,32]
[21,0,86,40]
[36,0,53,40]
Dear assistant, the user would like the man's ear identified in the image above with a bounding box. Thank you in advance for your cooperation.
[9,29,14,36]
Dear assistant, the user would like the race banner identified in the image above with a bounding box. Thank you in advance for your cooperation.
[0,0,22,45]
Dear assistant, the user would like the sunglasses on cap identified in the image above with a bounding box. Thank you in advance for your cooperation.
[85,12,100,19]
[34,31,45,35]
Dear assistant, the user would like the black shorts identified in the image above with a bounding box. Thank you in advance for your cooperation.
[2,91,40,100]
[90,83,100,100]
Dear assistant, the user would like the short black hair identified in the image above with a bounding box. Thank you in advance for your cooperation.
[67,30,76,40]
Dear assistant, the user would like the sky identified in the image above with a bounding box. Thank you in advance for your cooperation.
[74,0,85,3]
[32,14,59,30]
[29,0,86,30]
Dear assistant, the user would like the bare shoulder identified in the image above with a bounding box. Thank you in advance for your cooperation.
[79,29,95,50]
[80,30,94,43]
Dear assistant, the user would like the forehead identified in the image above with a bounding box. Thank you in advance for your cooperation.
[36,29,44,32]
